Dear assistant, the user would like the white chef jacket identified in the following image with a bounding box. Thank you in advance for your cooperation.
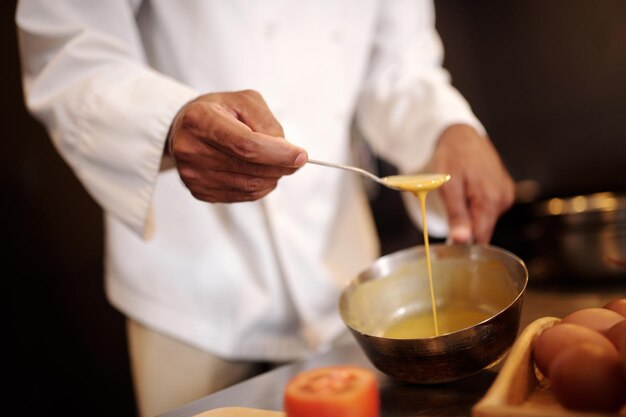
[16,0,484,361]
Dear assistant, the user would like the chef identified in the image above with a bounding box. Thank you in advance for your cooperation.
[16,1,514,415]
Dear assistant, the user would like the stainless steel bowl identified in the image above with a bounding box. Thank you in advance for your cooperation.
[339,244,528,384]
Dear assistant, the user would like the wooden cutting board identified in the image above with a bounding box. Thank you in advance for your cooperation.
[194,407,285,417]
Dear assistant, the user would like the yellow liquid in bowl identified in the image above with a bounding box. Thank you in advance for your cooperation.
[382,306,492,339]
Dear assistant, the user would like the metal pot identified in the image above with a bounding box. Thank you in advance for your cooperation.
[509,192,626,282]
[339,244,528,384]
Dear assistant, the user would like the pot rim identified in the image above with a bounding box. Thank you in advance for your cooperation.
[532,192,626,218]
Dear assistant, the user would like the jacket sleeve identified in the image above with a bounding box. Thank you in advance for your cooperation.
[16,0,198,238]
[355,0,485,175]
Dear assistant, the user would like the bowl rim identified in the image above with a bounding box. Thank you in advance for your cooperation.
[339,243,529,341]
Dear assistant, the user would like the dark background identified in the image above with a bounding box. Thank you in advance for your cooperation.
[3,1,626,416]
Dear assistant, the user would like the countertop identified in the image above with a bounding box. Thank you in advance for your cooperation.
[159,285,625,417]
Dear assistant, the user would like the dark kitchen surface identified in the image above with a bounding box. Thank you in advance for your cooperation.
[3,1,626,416]
[158,286,626,417]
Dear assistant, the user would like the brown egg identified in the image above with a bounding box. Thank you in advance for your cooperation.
[532,323,617,377]
[621,333,626,379]
[562,307,625,335]
[606,321,626,379]
[549,344,626,412]
[604,298,626,318]
[605,320,626,351]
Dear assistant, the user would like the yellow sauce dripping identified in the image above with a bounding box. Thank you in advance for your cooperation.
[382,174,451,337]
[417,190,438,335]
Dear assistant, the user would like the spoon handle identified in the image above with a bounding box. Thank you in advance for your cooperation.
[307,159,384,185]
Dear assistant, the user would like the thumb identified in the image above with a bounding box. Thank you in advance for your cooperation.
[441,180,473,244]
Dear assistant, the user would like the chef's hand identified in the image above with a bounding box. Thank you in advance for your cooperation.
[433,124,515,244]
[166,90,308,203]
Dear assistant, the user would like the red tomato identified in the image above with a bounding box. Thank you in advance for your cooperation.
[283,366,379,417]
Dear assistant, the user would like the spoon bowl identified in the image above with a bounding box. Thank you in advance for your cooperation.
[382,173,451,193]
[307,159,450,192]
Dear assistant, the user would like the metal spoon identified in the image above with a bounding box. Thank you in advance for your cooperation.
[307,159,450,192]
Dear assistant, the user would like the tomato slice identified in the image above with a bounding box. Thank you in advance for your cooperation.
[283,365,379,417]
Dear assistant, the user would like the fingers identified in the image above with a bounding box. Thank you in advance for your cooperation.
[434,125,515,244]
[174,130,298,178]
[469,193,501,244]
[180,92,306,168]
[233,89,285,138]
[173,119,298,203]
[440,177,473,244]
[169,90,308,203]
[469,178,515,243]
[442,175,513,244]
[192,186,277,204]
[178,167,279,203]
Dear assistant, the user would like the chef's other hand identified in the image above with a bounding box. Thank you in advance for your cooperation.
[433,124,515,244]
[167,90,307,203]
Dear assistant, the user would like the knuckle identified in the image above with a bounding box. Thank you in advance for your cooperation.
[240,89,262,100]
[172,146,190,163]
[246,191,266,201]
[472,191,498,216]
[226,156,251,173]
[505,179,516,207]
[170,133,195,162]
[177,165,199,182]
[181,102,205,130]
[190,190,213,203]
[255,184,277,199]
[223,191,251,203]
[231,138,260,160]
[243,177,270,193]
[502,191,515,210]
[482,183,515,213]
[485,194,502,214]
[486,189,501,206]
[271,121,285,138]
[234,189,271,202]
[189,190,202,200]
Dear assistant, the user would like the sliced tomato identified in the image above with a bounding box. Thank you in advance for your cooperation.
[283,365,379,417]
